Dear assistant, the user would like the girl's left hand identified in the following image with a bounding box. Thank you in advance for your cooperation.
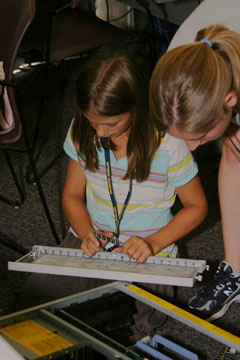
[114,236,153,263]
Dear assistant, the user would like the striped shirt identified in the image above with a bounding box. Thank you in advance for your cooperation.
[63,122,198,256]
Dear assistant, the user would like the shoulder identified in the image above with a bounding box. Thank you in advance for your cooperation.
[156,132,196,171]
[159,132,190,152]
[63,118,80,162]
[159,134,198,185]
[64,119,75,147]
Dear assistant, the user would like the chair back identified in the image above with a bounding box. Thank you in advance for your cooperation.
[0,0,35,80]
[0,0,35,144]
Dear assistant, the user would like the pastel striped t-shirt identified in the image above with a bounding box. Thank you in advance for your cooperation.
[63,122,198,256]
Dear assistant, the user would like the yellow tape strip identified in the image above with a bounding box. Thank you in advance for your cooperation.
[0,320,73,356]
[126,284,240,346]
[156,251,172,257]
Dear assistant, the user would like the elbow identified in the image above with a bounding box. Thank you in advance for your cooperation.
[61,189,69,215]
[199,199,208,224]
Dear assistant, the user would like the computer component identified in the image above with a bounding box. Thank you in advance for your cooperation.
[8,245,208,287]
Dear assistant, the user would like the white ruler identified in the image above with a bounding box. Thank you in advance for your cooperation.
[8,245,208,287]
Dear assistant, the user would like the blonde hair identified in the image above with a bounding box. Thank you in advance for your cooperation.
[150,24,240,135]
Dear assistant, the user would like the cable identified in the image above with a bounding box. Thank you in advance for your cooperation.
[225,132,240,154]
[105,0,110,22]
[109,8,134,23]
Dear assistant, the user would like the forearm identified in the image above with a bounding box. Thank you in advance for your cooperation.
[219,143,240,271]
[147,203,207,254]
[62,194,94,240]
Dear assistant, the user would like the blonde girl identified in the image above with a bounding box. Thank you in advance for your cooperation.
[150,24,240,321]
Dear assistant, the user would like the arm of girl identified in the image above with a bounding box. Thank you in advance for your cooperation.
[147,175,208,260]
[120,175,208,263]
[219,134,240,272]
[62,158,106,256]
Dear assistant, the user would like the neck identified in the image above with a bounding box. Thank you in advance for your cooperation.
[111,131,129,146]
[110,131,129,160]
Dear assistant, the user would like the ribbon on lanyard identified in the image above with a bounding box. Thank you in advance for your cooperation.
[104,147,132,240]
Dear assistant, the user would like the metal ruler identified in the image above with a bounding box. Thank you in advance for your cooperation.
[8,245,208,287]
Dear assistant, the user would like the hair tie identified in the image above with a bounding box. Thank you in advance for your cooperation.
[201,38,213,47]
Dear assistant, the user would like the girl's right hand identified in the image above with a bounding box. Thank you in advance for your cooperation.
[81,231,113,256]
[81,231,104,257]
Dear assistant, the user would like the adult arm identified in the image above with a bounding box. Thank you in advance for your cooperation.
[219,127,240,272]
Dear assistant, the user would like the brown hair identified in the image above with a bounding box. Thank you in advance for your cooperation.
[150,24,240,135]
[72,51,159,182]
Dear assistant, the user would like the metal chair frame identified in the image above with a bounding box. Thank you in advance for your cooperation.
[0,0,60,253]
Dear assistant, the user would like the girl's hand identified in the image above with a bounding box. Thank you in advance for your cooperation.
[81,231,113,256]
[115,236,153,263]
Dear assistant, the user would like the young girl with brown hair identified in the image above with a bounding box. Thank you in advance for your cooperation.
[16,51,207,341]
[62,51,207,263]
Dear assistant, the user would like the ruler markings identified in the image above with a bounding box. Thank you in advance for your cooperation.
[8,246,208,287]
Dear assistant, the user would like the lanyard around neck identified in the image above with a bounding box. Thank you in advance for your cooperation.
[104,147,132,239]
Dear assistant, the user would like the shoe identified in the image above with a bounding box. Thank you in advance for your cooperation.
[188,261,240,321]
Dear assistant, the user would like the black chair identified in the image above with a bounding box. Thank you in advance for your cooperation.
[0,0,60,254]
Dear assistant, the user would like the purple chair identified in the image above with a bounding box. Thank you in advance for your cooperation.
[0,0,60,253]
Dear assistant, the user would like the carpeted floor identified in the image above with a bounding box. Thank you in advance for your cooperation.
[0,52,239,359]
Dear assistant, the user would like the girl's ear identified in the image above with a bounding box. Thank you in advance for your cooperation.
[225,92,237,108]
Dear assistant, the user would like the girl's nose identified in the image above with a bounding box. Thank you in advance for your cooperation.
[95,125,106,137]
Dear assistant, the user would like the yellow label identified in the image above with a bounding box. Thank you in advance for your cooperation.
[0,320,72,356]
[126,284,240,346]
[155,251,171,257]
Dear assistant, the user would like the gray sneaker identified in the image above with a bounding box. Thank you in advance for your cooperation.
[188,261,240,321]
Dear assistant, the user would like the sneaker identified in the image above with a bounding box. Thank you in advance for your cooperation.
[188,261,240,321]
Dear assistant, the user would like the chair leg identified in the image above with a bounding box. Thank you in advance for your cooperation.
[29,157,61,245]
[25,60,65,185]
[0,150,26,208]
[16,89,61,245]
[26,139,60,245]
[0,231,28,255]
[25,61,50,184]
[0,149,29,254]
[25,12,62,185]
